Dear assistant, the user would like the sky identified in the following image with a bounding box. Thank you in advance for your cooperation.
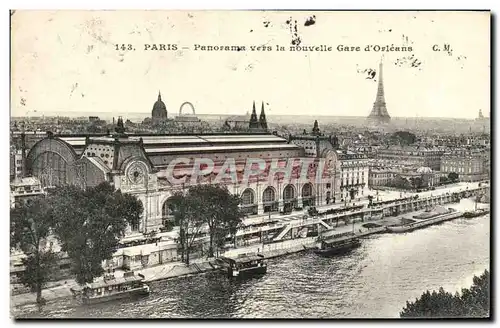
[10,10,490,119]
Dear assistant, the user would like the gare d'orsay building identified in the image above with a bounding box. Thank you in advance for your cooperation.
[24,99,364,234]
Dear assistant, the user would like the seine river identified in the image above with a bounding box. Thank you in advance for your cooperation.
[15,202,489,319]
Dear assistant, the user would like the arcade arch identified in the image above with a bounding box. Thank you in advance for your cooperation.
[301,183,315,207]
[283,184,296,212]
[262,186,277,213]
[240,188,257,215]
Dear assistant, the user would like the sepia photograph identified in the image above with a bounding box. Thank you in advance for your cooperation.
[9,9,491,319]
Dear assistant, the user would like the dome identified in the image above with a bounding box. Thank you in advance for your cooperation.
[417,166,432,174]
[152,92,168,119]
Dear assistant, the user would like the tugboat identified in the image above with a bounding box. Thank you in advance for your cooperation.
[463,196,490,218]
[463,208,489,218]
[70,271,150,305]
[215,253,267,278]
[314,237,361,257]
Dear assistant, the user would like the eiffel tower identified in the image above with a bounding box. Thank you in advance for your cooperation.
[367,60,391,124]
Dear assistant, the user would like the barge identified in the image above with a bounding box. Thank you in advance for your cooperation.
[463,208,489,218]
[314,236,361,257]
[70,272,150,305]
[386,209,463,233]
[215,254,267,278]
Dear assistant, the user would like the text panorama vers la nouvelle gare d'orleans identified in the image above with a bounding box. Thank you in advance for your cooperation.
[115,43,414,52]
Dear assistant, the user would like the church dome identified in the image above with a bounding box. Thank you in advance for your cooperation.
[152,92,168,119]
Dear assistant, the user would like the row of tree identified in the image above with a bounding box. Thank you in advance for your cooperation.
[400,270,490,318]
[168,184,245,265]
[441,172,460,184]
[11,183,143,306]
[11,182,245,307]
[386,176,424,190]
[386,172,459,191]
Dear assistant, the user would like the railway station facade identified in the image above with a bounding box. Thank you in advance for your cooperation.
[24,127,360,234]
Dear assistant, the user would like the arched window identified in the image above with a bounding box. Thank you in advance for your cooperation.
[301,183,315,207]
[283,184,296,212]
[262,187,277,213]
[283,185,295,200]
[263,187,276,203]
[33,154,68,187]
[302,183,313,198]
[161,198,177,228]
[241,188,255,206]
[241,188,257,215]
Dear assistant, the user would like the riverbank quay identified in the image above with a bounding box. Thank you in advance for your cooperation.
[11,281,78,308]
[79,182,487,250]
[11,183,488,309]
[10,256,216,308]
[10,182,483,295]
[10,182,485,264]
[8,212,409,309]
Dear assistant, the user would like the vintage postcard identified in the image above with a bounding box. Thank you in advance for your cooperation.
[10,10,490,319]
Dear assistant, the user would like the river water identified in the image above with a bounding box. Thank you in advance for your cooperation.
[15,200,489,319]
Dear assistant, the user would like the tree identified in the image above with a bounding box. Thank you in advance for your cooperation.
[50,182,142,285]
[411,176,423,189]
[391,131,417,146]
[460,270,490,317]
[11,198,58,307]
[391,176,411,190]
[400,270,490,318]
[448,172,459,183]
[169,190,206,265]
[222,209,246,252]
[214,226,229,257]
[178,185,245,259]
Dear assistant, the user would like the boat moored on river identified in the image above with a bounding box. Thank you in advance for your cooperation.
[463,196,490,218]
[463,208,489,218]
[314,237,361,257]
[70,272,150,305]
[387,209,462,233]
[215,254,267,278]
